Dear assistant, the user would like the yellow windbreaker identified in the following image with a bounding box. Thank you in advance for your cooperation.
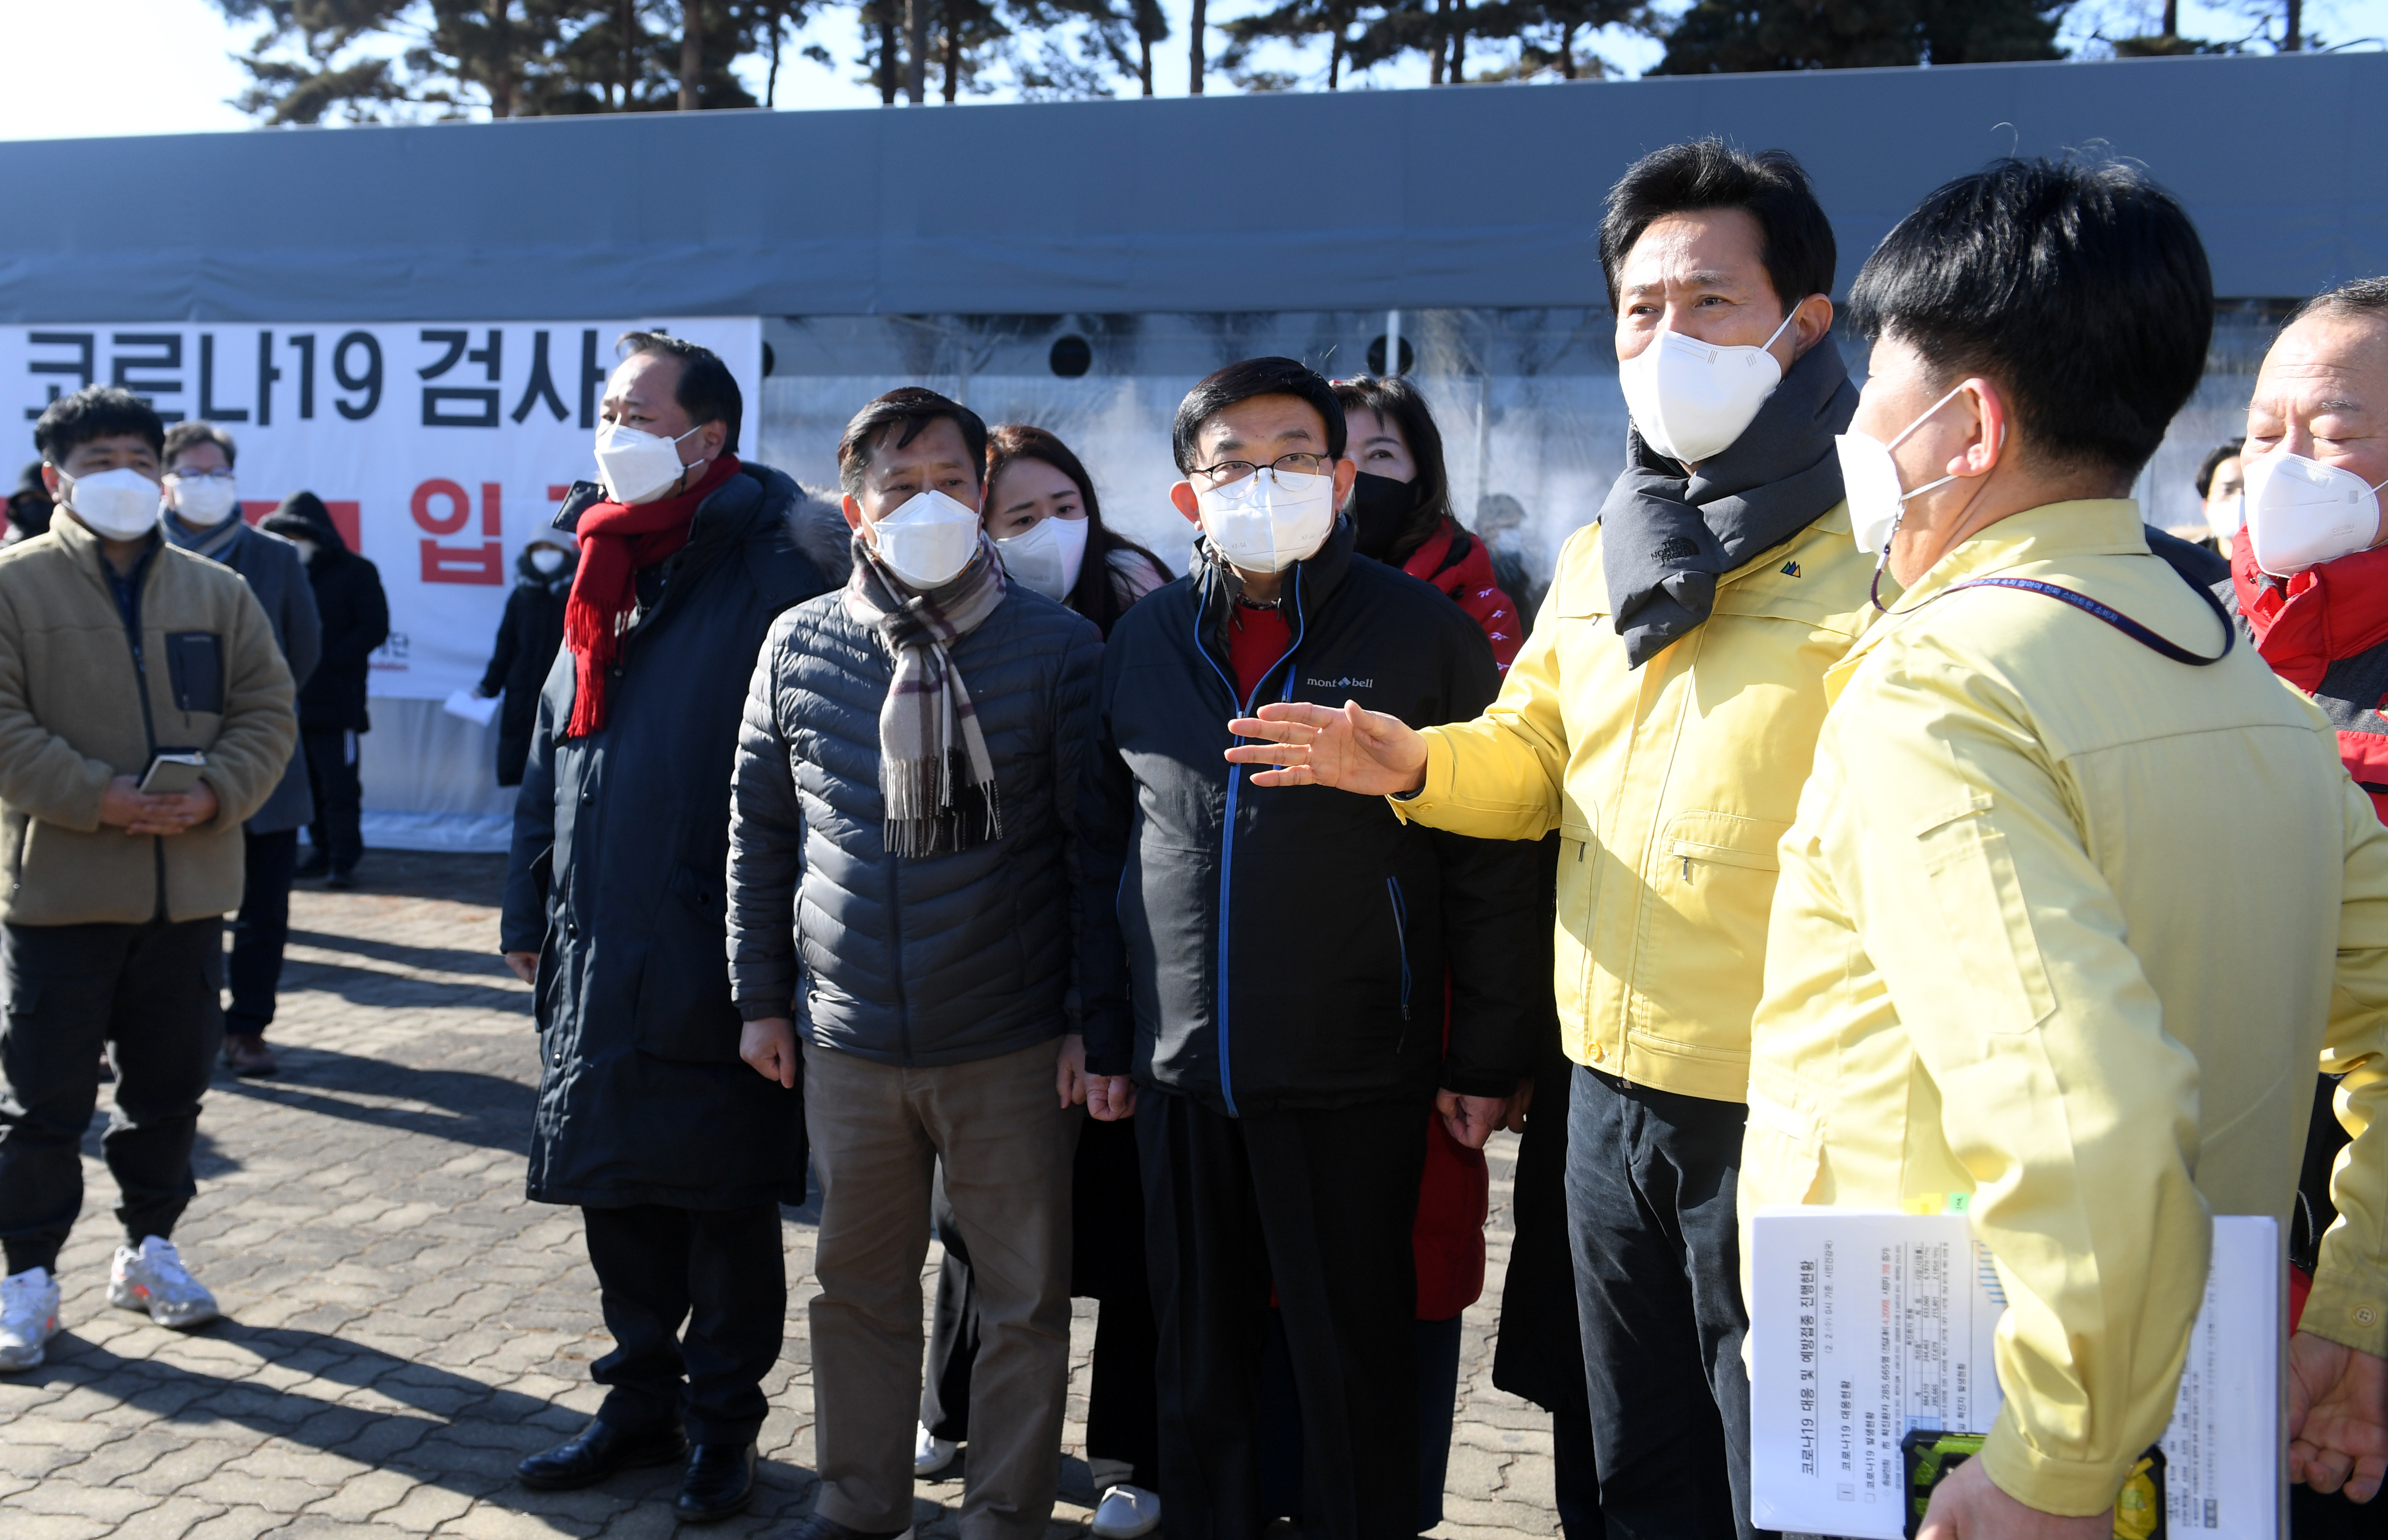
[1393,502,1883,1101]
[1744,499,2388,1516]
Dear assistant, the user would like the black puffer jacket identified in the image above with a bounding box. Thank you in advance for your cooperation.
[480,548,573,787]
[726,570,1124,1065]
[260,493,388,733]
[501,462,834,1209]
[1090,516,1543,1115]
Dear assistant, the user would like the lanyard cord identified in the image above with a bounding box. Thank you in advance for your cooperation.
[1902,573,2235,666]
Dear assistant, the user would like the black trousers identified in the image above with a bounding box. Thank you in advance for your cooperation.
[301,727,363,873]
[0,918,224,1276]
[1257,1310,1465,1534]
[1566,1067,1768,1540]
[580,1200,786,1447]
[924,1119,1163,1489]
[1138,1090,1426,1540]
[226,828,299,1039]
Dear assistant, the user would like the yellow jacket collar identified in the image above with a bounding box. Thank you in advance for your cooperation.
[1826,499,2145,700]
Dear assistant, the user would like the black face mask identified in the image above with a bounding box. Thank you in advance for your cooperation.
[1346,472,1419,563]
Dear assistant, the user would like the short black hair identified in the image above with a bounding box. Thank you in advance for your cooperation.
[2195,440,2243,499]
[2291,275,2388,327]
[1600,140,1837,315]
[163,421,237,470]
[837,387,988,495]
[34,386,164,465]
[1846,156,2213,479]
[1332,374,1451,562]
[617,331,742,455]
[1173,357,1347,474]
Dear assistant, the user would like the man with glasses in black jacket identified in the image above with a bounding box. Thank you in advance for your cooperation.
[1086,357,1540,1540]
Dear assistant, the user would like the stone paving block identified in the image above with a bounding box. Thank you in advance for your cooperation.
[179,1506,292,1540]
[375,1482,482,1534]
[106,1494,231,1540]
[1,1514,119,1540]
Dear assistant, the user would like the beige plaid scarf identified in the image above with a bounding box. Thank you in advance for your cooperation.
[844,535,1009,858]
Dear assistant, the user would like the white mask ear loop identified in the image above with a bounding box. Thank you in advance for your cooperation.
[1758,304,1801,354]
[1869,382,2002,610]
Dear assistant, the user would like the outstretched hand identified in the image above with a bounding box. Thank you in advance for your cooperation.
[1224,700,1429,795]
[2290,1331,2388,1503]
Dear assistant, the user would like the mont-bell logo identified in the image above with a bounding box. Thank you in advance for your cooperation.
[1306,675,1375,691]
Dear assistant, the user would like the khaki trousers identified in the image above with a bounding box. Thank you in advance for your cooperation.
[804,1037,1077,1540]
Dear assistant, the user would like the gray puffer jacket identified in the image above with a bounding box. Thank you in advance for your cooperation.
[726,576,1126,1066]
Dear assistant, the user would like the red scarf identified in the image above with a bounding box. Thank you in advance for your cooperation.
[563,455,739,738]
[2230,525,2388,692]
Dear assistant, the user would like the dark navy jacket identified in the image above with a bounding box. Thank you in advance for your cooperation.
[725,575,1122,1066]
[501,462,833,1210]
[1090,515,1542,1116]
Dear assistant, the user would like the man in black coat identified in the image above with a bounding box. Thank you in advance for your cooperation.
[475,534,575,787]
[259,492,389,890]
[1088,359,1541,1540]
[500,334,832,1526]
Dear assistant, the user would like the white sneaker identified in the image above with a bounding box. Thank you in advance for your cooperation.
[108,1237,219,1330]
[0,1267,60,1371]
[1091,1484,1162,1539]
[914,1421,959,1477]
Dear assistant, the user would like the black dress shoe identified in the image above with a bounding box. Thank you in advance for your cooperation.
[516,1418,687,1490]
[674,1442,758,1523]
[325,866,356,891]
[787,1514,911,1540]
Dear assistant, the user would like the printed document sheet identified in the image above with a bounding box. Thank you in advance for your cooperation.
[1748,1208,2280,1538]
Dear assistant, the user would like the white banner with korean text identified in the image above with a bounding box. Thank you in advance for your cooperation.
[0,318,764,702]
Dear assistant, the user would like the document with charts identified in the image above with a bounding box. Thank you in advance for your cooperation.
[1747,1207,2281,1539]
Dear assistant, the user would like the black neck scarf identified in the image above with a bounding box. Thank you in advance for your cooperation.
[1597,335,1859,668]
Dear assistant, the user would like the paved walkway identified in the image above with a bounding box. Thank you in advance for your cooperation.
[0,852,1562,1540]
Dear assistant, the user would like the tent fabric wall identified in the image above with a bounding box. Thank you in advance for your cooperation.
[0,53,2378,324]
[7,53,2377,850]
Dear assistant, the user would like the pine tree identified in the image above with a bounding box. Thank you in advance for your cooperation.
[1649,0,2066,74]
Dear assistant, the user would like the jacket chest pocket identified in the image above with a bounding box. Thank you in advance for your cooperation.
[164,632,225,715]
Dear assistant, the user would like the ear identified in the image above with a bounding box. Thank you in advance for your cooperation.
[1947,379,2006,480]
[840,492,865,530]
[40,464,60,498]
[1788,293,1836,360]
[1332,457,1359,510]
[1170,481,1201,524]
[699,420,730,461]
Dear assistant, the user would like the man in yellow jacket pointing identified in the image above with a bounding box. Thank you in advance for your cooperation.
[1227,138,1876,1540]
[1750,158,2388,1535]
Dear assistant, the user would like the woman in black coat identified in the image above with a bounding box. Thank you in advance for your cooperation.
[477,536,577,787]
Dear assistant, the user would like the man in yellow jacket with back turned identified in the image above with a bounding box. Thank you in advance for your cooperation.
[1748,159,2388,1536]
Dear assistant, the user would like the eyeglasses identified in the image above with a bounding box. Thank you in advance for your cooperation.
[1189,451,1334,487]
[164,469,234,483]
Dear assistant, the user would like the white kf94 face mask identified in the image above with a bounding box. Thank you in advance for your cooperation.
[592,421,705,505]
[2241,452,2388,577]
[1617,307,1800,466]
[994,513,1090,603]
[870,487,984,591]
[169,474,239,527]
[1837,382,1975,557]
[1196,464,1337,574]
[61,467,164,540]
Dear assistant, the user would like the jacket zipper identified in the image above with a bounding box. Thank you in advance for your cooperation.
[1385,876,1411,1022]
[116,554,166,917]
[1193,569,1307,1118]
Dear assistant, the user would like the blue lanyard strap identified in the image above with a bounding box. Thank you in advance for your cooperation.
[1929,575,2234,667]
